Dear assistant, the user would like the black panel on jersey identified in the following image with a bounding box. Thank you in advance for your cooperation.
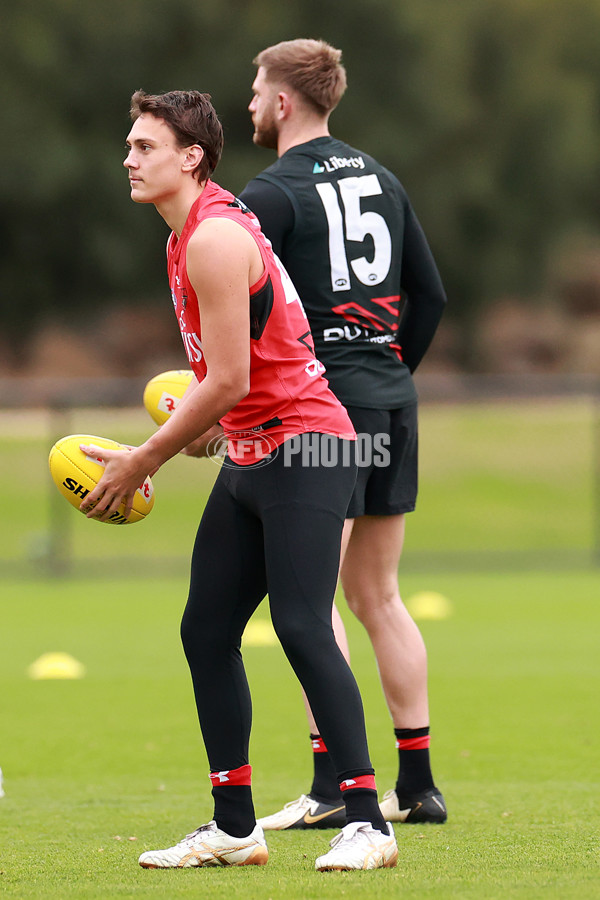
[240,136,447,409]
[249,274,274,340]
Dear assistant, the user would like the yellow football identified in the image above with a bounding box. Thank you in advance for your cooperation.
[143,369,195,426]
[48,434,155,525]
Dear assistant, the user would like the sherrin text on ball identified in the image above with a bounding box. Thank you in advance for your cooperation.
[48,434,154,524]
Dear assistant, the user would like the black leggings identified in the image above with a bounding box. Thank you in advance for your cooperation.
[180,435,374,782]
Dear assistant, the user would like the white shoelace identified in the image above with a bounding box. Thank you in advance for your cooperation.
[328,821,376,849]
[179,821,217,845]
[283,794,310,810]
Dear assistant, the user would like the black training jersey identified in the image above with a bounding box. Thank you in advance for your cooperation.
[240,136,446,409]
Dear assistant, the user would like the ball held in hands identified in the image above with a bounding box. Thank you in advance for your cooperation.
[48,434,155,524]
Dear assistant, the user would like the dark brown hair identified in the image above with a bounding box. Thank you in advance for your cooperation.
[253,39,347,115]
[130,90,224,181]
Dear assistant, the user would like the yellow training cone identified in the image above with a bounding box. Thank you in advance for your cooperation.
[242,620,278,647]
[406,591,453,621]
[28,652,86,680]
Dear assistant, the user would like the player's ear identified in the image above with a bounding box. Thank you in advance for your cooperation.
[277,91,293,120]
[183,144,204,173]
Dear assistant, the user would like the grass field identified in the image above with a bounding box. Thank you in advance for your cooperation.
[0,399,599,898]
[1,570,598,899]
[0,396,597,573]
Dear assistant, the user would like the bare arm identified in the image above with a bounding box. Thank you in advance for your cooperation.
[181,422,225,458]
[80,217,259,520]
[142,218,253,458]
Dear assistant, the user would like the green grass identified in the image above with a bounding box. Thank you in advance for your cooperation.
[0,397,597,573]
[1,569,599,898]
[0,399,599,896]
[409,399,596,557]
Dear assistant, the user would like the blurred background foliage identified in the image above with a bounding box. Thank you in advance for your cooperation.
[3,0,600,371]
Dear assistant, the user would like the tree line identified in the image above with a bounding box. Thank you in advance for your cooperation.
[3,0,600,366]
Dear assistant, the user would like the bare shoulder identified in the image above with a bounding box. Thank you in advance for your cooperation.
[187,216,262,285]
[188,216,257,258]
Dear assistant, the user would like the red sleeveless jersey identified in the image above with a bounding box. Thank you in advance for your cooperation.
[166,180,355,464]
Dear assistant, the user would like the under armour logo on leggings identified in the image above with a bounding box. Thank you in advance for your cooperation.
[209,764,252,786]
[339,774,376,791]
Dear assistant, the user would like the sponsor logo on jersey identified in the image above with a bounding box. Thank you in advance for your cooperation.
[182,330,203,363]
[323,325,396,344]
[305,359,326,377]
[313,155,365,174]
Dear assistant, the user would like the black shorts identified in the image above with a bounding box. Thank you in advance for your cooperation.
[345,403,418,518]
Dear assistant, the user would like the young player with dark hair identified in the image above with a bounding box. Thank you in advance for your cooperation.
[79,88,398,872]
[239,39,448,830]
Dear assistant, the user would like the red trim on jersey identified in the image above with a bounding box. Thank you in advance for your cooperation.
[396,736,430,751]
[249,254,270,295]
[311,737,328,754]
[331,301,387,332]
[339,774,377,792]
[389,342,404,362]
[371,295,401,317]
[209,764,252,787]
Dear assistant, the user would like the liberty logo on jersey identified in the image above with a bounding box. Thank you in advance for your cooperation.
[312,155,365,174]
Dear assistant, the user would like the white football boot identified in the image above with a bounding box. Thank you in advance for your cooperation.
[257,793,346,830]
[315,821,398,871]
[138,820,268,868]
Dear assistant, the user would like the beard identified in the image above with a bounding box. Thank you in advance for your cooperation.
[252,115,279,150]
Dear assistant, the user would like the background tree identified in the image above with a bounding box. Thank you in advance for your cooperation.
[3,0,600,368]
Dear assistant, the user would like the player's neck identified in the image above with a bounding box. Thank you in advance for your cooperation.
[277,121,330,157]
[155,180,207,236]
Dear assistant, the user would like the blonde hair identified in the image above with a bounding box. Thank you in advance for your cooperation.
[254,39,347,115]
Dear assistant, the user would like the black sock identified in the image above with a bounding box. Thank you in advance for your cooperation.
[309,734,343,804]
[212,785,255,837]
[343,788,387,833]
[339,772,387,833]
[394,726,435,798]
